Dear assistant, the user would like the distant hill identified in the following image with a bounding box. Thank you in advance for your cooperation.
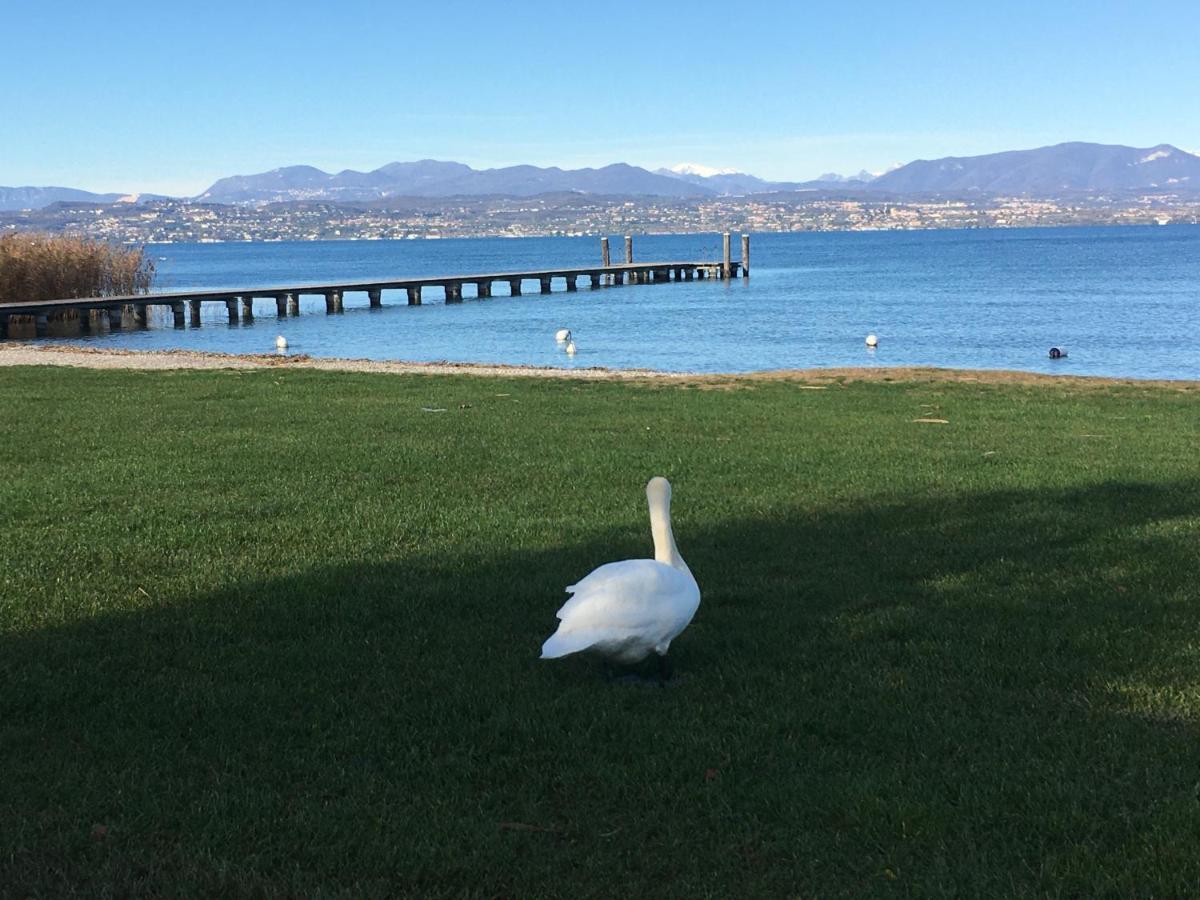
[197,160,714,203]
[868,142,1200,194]
[0,186,153,212]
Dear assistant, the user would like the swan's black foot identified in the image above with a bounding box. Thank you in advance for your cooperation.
[601,658,666,686]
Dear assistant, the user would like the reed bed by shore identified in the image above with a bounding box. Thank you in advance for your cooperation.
[2,364,1198,896]
[0,232,154,304]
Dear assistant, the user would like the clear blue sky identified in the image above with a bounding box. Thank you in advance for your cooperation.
[6,0,1199,195]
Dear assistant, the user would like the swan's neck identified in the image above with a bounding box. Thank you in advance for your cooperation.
[649,495,689,574]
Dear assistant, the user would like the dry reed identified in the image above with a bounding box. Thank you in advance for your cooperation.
[0,232,155,303]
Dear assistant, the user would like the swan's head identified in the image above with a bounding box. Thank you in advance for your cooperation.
[646,476,672,508]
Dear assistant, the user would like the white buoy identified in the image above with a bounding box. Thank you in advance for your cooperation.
[275,335,288,350]
[565,339,577,356]
[865,334,878,348]
[555,328,572,343]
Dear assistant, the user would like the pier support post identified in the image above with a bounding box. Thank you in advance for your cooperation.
[189,299,202,326]
[508,278,522,296]
[286,293,300,316]
[684,268,694,281]
[241,296,255,320]
[333,291,344,313]
[121,304,138,328]
[723,232,732,279]
[624,235,633,264]
[445,282,463,303]
[565,275,577,292]
[6,314,37,339]
[540,276,552,294]
[742,234,750,278]
[275,295,288,317]
[601,237,611,267]
[171,302,186,328]
[226,299,240,323]
[368,289,382,308]
[324,292,338,314]
[108,307,124,329]
[47,310,81,337]
[476,281,492,299]
[697,267,707,280]
[133,304,148,327]
[612,271,624,286]
[407,286,422,305]
[589,273,602,288]
[89,309,108,331]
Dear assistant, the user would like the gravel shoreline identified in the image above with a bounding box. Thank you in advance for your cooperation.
[1,343,1196,389]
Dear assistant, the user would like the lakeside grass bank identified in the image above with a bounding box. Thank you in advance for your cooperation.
[2,365,1198,896]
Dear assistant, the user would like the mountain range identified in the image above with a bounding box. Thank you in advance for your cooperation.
[3,143,1199,211]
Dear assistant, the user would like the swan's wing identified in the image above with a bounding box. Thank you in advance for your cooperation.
[557,559,691,625]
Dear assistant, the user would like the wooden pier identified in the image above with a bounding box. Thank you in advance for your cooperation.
[0,234,750,339]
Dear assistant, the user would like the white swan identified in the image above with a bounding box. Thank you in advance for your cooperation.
[275,335,288,350]
[865,333,878,348]
[555,328,572,343]
[565,339,577,356]
[541,477,701,675]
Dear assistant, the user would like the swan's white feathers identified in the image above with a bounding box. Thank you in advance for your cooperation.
[543,559,699,662]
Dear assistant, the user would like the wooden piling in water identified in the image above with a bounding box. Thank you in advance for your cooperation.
[189,299,202,326]
[46,309,81,337]
[7,314,37,339]
[476,281,492,299]
[445,282,463,303]
[226,299,239,323]
[540,276,552,294]
[508,278,522,297]
[171,302,186,328]
[286,293,300,316]
[722,233,732,279]
[368,289,382,308]
[241,297,255,320]
[625,235,633,264]
[742,234,750,278]
[601,237,611,268]
[407,286,422,305]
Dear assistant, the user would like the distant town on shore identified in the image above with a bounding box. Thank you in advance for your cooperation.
[4,141,1199,241]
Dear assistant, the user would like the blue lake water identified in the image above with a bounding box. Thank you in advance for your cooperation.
[45,226,1200,379]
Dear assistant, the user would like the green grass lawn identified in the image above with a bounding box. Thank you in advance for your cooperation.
[2,365,1198,897]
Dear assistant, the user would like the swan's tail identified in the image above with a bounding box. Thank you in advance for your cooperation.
[540,628,598,659]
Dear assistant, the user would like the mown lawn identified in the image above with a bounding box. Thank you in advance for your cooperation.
[1,365,1198,897]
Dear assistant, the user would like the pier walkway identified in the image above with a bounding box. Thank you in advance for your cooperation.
[0,234,750,339]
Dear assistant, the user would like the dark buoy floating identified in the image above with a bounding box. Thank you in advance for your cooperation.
[1048,347,1068,359]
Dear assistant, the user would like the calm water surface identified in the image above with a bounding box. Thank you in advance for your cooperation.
[47,227,1200,379]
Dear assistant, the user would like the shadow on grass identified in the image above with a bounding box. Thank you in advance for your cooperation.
[3,479,1200,896]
